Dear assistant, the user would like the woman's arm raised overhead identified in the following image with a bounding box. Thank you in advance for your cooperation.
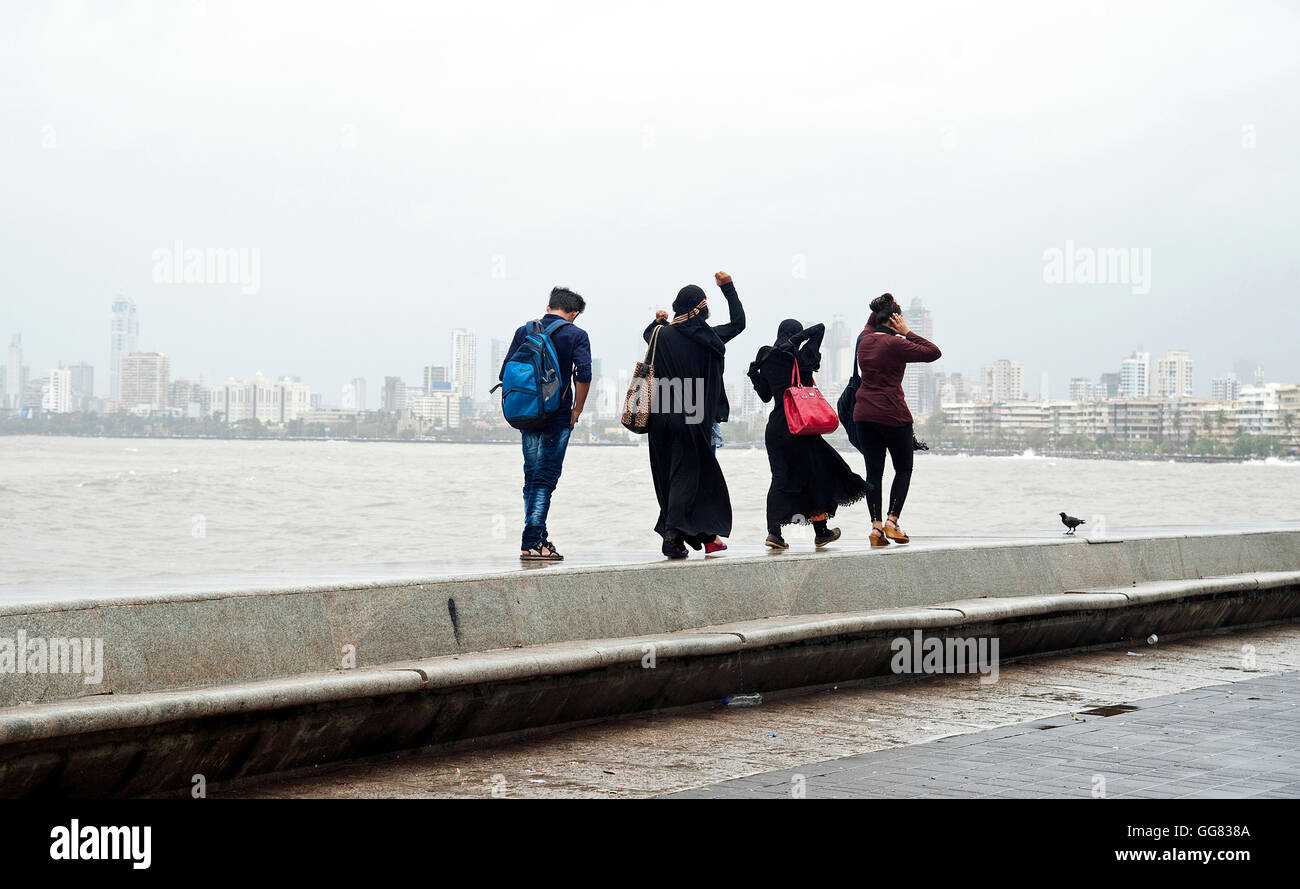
[711,273,746,343]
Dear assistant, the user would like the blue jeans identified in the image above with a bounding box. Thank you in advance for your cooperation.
[710,421,724,453]
[520,425,572,550]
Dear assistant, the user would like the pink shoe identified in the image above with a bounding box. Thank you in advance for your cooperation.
[704,539,728,554]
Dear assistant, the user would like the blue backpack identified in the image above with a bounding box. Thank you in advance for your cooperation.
[492,318,571,430]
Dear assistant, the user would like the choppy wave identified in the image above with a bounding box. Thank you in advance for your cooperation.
[3,437,1299,585]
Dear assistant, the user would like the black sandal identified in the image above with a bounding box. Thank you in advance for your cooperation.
[521,541,563,561]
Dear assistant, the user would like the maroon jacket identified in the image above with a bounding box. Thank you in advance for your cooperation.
[853,326,942,426]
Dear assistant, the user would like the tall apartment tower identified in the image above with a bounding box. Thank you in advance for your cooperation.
[1210,375,1240,402]
[490,339,509,381]
[1119,351,1150,397]
[451,328,477,400]
[826,314,853,387]
[110,297,139,401]
[382,376,408,412]
[900,298,937,417]
[1155,350,1194,398]
[119,352,171,411]
[980,359,1025,403]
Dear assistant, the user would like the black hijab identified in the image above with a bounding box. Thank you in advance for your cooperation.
[670,284,725,357]
[775,318,803,350]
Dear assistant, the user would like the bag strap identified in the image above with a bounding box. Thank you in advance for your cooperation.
[850,332,865,384]
[644,324,662,365]
[543,317,571,336]
[790,355,803,389]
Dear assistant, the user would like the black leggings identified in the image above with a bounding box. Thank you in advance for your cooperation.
[855,421,914,522]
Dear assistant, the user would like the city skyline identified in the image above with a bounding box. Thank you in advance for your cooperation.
[0,292,1277,416]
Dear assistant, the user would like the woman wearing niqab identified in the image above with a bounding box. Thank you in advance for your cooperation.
[747,318,870,549]
[644,276,741,558]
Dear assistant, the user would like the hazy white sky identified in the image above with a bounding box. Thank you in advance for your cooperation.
[2,0,1297,400]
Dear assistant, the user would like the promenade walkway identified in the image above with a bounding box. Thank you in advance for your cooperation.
[667,671,1300,799]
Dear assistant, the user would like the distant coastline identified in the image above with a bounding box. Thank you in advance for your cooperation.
[3,431,1296,466]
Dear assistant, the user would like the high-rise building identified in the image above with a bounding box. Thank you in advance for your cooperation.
[110,297,139,401]
[171,378,214,417]
[1233,359,1261,387]
[1155,350,1194,398]
[68,362,94,407]
[1069,377,1099,401]
[422,365,449,395]
[936,371,977,406]
[1119,351,1150,397]
[351,377,367,411]
[1210,375,1240,403]
[21,374,42,410]
[278,377,312,422]
[490,339,509,380]
[740,379,765,418]
[451,329,477,401]
[980,359,1024,402]
[41,369,72,413]
[826,315,854,388]
[901,299,938,417]
[119,352,170,412]
[1099,373,1120,398]
[383,376,408,412]
[5,334,22,409]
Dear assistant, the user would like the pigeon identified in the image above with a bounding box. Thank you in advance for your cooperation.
[1060,512,1086,535]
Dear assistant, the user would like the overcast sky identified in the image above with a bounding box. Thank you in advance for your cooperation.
[2,0,1297,401]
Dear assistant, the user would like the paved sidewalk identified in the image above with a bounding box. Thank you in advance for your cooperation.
[666,672,1300,799]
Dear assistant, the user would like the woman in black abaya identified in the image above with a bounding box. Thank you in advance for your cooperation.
[645,279,735,558]
[748,319,870,549]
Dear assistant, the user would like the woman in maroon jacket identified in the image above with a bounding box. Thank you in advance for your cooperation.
[853,294,942,546]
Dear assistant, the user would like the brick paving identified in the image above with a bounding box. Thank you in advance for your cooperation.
[666,672,1300,799]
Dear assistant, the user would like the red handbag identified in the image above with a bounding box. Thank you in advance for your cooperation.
[784,359,839,435]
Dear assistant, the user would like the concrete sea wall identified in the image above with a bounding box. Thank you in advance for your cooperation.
[0,528,1296,796]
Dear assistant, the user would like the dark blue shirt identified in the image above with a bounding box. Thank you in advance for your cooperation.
[500,314,592,433]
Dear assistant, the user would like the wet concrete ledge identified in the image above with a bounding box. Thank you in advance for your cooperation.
[0,528,1296,796]
[0,571,1297,797]
[1,528,1297,709]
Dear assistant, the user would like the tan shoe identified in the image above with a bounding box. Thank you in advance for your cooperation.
[883,520,910,544]
[870,527,891,547]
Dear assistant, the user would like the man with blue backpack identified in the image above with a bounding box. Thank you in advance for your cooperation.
[494,287,592,561]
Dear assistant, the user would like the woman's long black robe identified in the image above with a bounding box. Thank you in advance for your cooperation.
[748,324,870,531]
[645,318,732,548]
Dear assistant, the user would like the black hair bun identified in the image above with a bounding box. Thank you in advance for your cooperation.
[870,293,897,313]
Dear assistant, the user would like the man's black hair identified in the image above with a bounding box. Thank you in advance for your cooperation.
[548,287,586,315]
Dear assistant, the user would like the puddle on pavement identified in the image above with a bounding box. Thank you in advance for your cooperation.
[1077,704,1140,717]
